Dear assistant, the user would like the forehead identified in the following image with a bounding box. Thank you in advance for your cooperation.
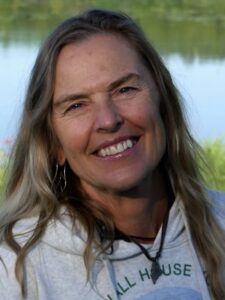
[56,33,145,74]
[53,33,153,98]
[57,33,140,64]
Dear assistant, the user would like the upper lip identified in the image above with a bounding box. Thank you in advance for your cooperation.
[92,135,140,154]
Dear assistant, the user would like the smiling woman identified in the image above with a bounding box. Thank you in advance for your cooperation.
[0,9,225,300]
[53,35,165,193]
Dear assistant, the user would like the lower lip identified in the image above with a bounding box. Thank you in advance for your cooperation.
[93,139,140,161]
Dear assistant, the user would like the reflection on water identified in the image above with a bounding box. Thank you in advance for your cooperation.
[0,44,224,143]
[1,1,225,59]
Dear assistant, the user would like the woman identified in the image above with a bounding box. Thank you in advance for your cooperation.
[0,9,224,300]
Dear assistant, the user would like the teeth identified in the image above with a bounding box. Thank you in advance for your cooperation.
[110,145,117,155]
[105,148,111,156]
[100,149,107,157]
[127,139,133,148]
[117,143,124,152]
[98,139,136,157]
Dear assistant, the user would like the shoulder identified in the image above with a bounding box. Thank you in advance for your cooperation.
[206,189,225,228]
[0,207,87,259]
[0,210,87,299]
[0,216,38,278]
[0,216,38,299]
[0,243,21,299]
[207,189,225,214]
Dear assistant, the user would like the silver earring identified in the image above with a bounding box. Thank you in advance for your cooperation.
[59,164,67,192]
[53,163,59,184]
[53,163,67,193]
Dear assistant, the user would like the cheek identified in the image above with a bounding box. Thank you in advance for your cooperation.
[139,101,166,151]
[53,118,90,159]
[61,132,85,156]
[126,98,161,128]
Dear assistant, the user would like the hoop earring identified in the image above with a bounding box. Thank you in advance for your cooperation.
[52,163,59,184]
[59,164,67,192]
[53,163,67,193]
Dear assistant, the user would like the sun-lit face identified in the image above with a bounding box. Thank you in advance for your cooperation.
[52,33,166,195]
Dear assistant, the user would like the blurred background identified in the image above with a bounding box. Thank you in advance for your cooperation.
[0,0,225,191]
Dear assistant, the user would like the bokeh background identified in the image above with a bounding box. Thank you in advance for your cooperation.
[0,0,225,193]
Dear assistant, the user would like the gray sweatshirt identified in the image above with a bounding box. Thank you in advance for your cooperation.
[0,190,225,300]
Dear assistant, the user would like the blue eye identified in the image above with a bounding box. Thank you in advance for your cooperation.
[70,103,82,109]
[119,87,136,94]
[65,102,83,114]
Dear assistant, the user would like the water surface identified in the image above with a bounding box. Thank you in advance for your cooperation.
[0,1,225,146]
[1,44,224,144]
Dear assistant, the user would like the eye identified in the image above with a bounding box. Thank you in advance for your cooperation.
[119,86,137,94]
[64,102,84,114]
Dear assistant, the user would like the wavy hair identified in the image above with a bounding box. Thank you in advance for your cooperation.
[0,9,224,299]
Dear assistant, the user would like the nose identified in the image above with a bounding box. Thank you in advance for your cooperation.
[94,97,123,133]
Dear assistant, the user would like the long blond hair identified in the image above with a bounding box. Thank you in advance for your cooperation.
[0,9,224,299]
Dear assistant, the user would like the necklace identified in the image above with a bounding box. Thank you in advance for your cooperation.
[115,210,169,284]
[115,230,156,242]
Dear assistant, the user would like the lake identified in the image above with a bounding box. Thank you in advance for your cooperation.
[0,1,225,146]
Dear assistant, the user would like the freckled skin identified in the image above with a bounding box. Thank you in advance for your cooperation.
[52,33,166,196]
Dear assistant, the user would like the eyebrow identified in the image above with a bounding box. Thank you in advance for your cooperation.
[53,72,144,108]
[107,72,143,91]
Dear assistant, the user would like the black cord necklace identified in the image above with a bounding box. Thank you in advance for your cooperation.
[115,210,170,284]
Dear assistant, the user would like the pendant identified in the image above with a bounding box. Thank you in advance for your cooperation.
[151,261,162,284]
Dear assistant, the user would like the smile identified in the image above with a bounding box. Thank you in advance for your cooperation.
[97,138,138,157]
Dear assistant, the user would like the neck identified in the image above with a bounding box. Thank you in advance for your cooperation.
[110,181,170,239]
[81,169,172,239]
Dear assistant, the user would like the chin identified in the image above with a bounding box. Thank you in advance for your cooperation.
[99,174,149,194]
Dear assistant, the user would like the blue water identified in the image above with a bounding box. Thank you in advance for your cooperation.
[0,43,38,144]
[0,44,224,146]
[166,55,225,141]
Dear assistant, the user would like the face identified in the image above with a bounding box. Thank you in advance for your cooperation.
[52,33,166,195]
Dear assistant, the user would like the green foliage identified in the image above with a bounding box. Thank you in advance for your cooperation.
[0,0,225,59]
[199,139,225,191]
[0,165,6,202]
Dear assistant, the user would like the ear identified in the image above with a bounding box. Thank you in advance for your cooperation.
[56,147,66,166]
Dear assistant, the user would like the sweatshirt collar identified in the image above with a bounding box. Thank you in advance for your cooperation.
[13,196,187,260]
